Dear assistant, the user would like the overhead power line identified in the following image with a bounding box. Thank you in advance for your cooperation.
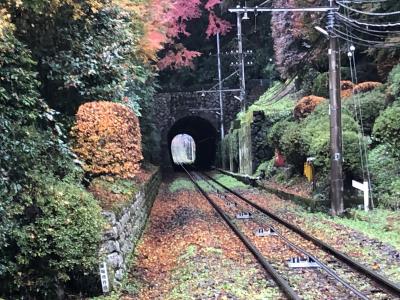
[336,1,400,16]
[337,0,390,3]
[336,15,400,33]
[229,7,338,13]
[333,28,400,48]
[335,12,400,27]
[336,23,400,39]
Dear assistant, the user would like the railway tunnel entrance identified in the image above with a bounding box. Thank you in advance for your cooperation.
[168,116,217,170]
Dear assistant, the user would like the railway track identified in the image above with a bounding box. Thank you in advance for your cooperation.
[180,165,400,300]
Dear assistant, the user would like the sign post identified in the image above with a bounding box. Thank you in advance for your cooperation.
[352,180,369,211]
[99,262,110,293]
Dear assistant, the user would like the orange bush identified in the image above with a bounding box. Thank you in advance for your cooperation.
[341,89,353,99]
[339,81,382,99]
[340,80,354,99]
[71,101,143,178]
[353,81,382,94]
[341,80,354,91]
[294,95,325,119]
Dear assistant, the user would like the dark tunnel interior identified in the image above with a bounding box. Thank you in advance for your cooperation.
[168,116,217,170]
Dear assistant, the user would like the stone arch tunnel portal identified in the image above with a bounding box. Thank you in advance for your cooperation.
[168,116,218,170]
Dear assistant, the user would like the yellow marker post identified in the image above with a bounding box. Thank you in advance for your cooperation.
[304,162,313,182]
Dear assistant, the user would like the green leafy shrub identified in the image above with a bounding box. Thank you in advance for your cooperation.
[267,119,292,150]
[1,125,104,299]
[372,102,400,158]
[343,89,387,135]
[300,68,319,95]
[266,102,361,179]
[300,103,361,175]
[368,144,400,209]
[311,72,329,98]
[280,121,307,170]
[0,32,103,298]
[268,119,305,171]
[380,179,400,210]
[0,172,103,298]
[255,159,276,178]
[387,63,400,99]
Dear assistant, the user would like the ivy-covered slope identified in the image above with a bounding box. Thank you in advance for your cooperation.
[222,64,400,209]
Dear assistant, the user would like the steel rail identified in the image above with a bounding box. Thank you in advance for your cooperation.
[180,165,301,300]
[197,172,369,300]
[204,172,400,297]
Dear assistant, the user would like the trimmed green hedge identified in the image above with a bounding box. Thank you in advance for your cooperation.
[368,144,400,209]
[267,103,360,176]
[387,63,400,99]
[301,103,361,174]
[373,102,400,158]
[343,89,387,135]
[311,72,329,98]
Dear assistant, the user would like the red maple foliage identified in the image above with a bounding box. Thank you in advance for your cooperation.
[147,0,231,70]
[166,0,202,38]
[206,11,232,38]
[205,0,221,11]
[158,46,202,70]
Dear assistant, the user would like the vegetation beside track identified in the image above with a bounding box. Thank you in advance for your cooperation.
[222,64,400,210]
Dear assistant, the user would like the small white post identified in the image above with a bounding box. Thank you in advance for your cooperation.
[352,180,369,212]
[99,262,110,293]
[363,181,369,212]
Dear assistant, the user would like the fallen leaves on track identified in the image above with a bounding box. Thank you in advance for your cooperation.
[124,178,283,300]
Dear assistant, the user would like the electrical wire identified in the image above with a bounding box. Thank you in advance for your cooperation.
[258,0,273,7]
[334,27,390,44]
[347,55,375,209]
[336,1,400,16]
[337,0,391,3]
[336,22,400,38]
[341,3,374,208]
[334,12,400,28]
[333,28,400,48]
[335,15,400,34]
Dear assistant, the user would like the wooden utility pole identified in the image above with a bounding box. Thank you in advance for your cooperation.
[327,1,344,215]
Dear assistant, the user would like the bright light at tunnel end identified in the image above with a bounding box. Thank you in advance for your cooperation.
[171,134,196,165]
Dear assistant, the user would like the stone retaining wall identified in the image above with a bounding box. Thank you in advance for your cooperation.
[99,169,161,290]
